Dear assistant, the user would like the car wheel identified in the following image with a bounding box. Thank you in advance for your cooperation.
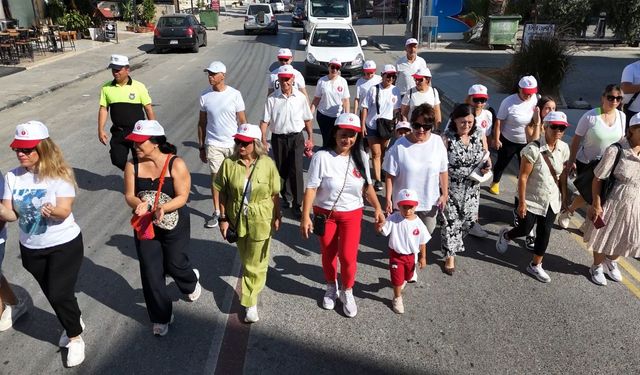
[244,27,250,35]
[192,41,199,53]
[273,25,278,35]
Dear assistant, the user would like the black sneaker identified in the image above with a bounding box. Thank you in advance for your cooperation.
[525,236,535,251]
[374,180,383,191]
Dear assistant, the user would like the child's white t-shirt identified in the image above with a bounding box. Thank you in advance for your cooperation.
[380,212,430,255]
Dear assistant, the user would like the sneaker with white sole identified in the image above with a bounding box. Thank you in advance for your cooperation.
[495,227,510,254]
[245,305,259,323]
[205,213,219,228]
[525,236,535,251]
[339,289,357,318]
[604,258,622,282]
[59,317,86,347]
[526,262,551,283]
[322,283,339,310]
[558,210,572,229]
[0,300,27,331]
[188,269,201,302]
[590,264,607,286]
[408,269,418,283]
[153,314,174,336]
[66,337,85,367]
[392,296,404,314]
[468,222,489,238]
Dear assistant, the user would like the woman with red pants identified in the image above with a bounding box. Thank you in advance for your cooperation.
[301,113,384,318]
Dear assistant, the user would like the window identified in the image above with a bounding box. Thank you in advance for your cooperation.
[311,28,357,47]
[158,17,188,27]
[248,5,271,15]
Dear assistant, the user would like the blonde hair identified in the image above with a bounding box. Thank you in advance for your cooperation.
[34,138,77,189]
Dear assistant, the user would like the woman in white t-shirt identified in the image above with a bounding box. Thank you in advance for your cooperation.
[353,60,382,115]
[558,84,626,230]
[301,113,384,318]
[0,121,85,367]
[310,58,350,147]
[400,67,441,126]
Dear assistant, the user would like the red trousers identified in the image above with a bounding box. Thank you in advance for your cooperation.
[314,206,363,289]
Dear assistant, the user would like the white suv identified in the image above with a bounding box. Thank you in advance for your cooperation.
[244,4,278,34]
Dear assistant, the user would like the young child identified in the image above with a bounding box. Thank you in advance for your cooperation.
[376,189,429,314]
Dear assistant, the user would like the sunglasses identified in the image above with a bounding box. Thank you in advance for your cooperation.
[234,139,253,147]
[13,147,37,154]
[329,65,340,70]
[278,58,290,63]
[548,124,567,131]
[472,98,488,104]
[384,74,397,79]
[411,122,433,131]
[606,95,623,102]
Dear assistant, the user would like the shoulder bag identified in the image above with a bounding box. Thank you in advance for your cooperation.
[313,154,351,236]
[130,154,173,240]
[573,143,622,205]
[225,158,259,244]
[374,84,395,139]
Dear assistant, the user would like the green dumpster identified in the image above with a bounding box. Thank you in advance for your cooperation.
[487,15,522,48]
[200,10,219,30]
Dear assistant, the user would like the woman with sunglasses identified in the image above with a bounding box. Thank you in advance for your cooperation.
[383,104,449,281]
[400,67,442,127]
[310,58,350,147]
[559,84,626,231]
[215,124,281,323]
[301,113,384,318]
[0,121,86,367]
[496,112,570,283]
[125,120,200,336]
[353,60,382,116]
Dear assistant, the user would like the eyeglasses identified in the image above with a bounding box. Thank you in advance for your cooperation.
[606,95,623,102]
[411,122,433,131]
[548,124,567,131]
[234,139,253,147]
[472,98,488,104]
[13,147,37,154]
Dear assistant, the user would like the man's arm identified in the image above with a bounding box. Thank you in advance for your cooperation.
[237,111,247,124]
[259,120,270,150]
[98,106,109,145]
[197,111,207,163]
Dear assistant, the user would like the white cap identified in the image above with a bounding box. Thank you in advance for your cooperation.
[382,64,397,75]
[334,113,361,132]
[405,38,418,46]
[204,61,227,74]
[108,54,129,69]
[125,120,165,142]
[412,67,432,78]
[395,121,411,132]
[630,112,640,127]
[396,188,419,207]
[543,111,569,126]
[468,84,488,98]
[11,121,49,148]
[234,124,262,142]
[362,60,376,72]
[277,48,293,59]
[518,75,538,94]
[329,58,341,68]
[277,64,295,78]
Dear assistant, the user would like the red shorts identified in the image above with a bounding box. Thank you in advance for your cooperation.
[389,249,416,287]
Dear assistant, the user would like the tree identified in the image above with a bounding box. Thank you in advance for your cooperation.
[604,0,640,45]
[537,0,591,36]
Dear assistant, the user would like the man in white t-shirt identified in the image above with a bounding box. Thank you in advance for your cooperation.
[395,38,428,97]
[266,48,308,101]
[198,61,247,228]
[260,65,314,217]
[621,60,640,127]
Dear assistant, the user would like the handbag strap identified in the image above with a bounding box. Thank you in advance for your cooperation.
[327,154,351,219]
[533,141,560,186]
[626,92,640,109]
[233,157,259,230]
[152,154,173,210]
[608,142,623,178]
[375,84,380,115]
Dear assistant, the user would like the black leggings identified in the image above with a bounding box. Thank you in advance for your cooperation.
[493,135,526,183]
[316,111,337,148]
[507,207,557,257]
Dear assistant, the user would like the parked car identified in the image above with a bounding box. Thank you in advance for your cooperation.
[291,5,305,27]
[244,4,278,34]
[299,23,367,81]
[270,0,285,13]
[153,14,207,53]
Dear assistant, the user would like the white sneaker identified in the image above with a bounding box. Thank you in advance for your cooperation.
[558,210,572,229]
[392,296,404,314]
[339,289,357,318]
[496,227,510,254]
[153,314,174,336]
[245,305,259,323]
[604,258,622,282]
[0,300,27,331]
[59,317,86,347]
[468,222,489,238]
[322,283,339,310]
[526,262,551,283]
[188,269,202,302]
[408,269,418,283]
[590,264,607,286]
[66,337,85,367]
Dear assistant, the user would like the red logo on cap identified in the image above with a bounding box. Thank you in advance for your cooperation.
[20,130,27,136]
[136,125,142,130]
[413,228,420,236]
[337,86,343,93]
[405,193,410,197]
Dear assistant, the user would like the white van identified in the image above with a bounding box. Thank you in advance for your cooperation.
[303,0,352,39]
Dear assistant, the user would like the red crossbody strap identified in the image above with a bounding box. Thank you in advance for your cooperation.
[152,154,173,210]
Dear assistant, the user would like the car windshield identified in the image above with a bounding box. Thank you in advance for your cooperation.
[157,17,188,27]
[311,28,357,47]
[310,0,348,17]
[248,5,271,15]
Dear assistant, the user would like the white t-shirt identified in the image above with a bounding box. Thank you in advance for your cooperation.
[200,86,246,148]
[496,93,537,144]
[3,168,81,249]
[475,109,494,138]
[262,89,313,134]
[314,76,350,117]
[401,87,440,117]
[355,75,382,103]
[267,67,306,92]
[621,60,640,112]
[575,108,625,163]
[395,55,427,96]
[380,212,430,255]
[382,135,448,211]
[307,149,372,212]
[0,172,7,245]
[361,84,401,129]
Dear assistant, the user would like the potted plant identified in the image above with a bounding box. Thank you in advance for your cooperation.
[60,10,91,39]
[121,0,137,32]
[139,0,156,31]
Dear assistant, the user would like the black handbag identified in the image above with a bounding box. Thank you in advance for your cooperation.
[313,154,351,236]
[226,158,258,243]
[573,143,622,205]
[374,84,395,139]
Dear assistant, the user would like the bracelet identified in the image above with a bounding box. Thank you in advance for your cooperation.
[218,215,228,222]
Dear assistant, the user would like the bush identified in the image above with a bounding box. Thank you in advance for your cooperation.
[604,0,640,44]
[537,0,592,36]
[60,10,91,33]
[141,0,156,23]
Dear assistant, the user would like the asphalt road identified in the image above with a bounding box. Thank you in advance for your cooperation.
[0,12,639,375]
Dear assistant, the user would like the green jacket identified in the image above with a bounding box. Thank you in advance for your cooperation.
[214,156,280,241]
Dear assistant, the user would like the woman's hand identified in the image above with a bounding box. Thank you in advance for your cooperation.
[494,138,503,150]
[273,215,281,231]
[40,203,55,218]
[153,206,165,223]
[374,209,385,226]
[532,106,541,126]
[385,198,393,215]
[437,194,448,211]
[588,204,603,221]
[300,214,313,239]
[219,220,229,239]
[517,201,527,219]
[134,200,150,216]
[481,160,492,174]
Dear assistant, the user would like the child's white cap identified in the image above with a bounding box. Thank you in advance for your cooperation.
[396,189,419,207]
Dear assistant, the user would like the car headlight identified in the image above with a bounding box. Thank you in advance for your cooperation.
[352,53,364,67]
[307,53,316,64]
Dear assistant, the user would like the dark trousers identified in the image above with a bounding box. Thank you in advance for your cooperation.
[271,132,304,207]
[20,234,84,337]
[316,111,336,148]
[507,207,556,257]
[110,128,136,171]
[134,216,197,324]
[492,135,526,183]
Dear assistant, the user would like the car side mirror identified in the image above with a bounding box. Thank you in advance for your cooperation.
[299,39,307,46]
[360,39,368,47]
